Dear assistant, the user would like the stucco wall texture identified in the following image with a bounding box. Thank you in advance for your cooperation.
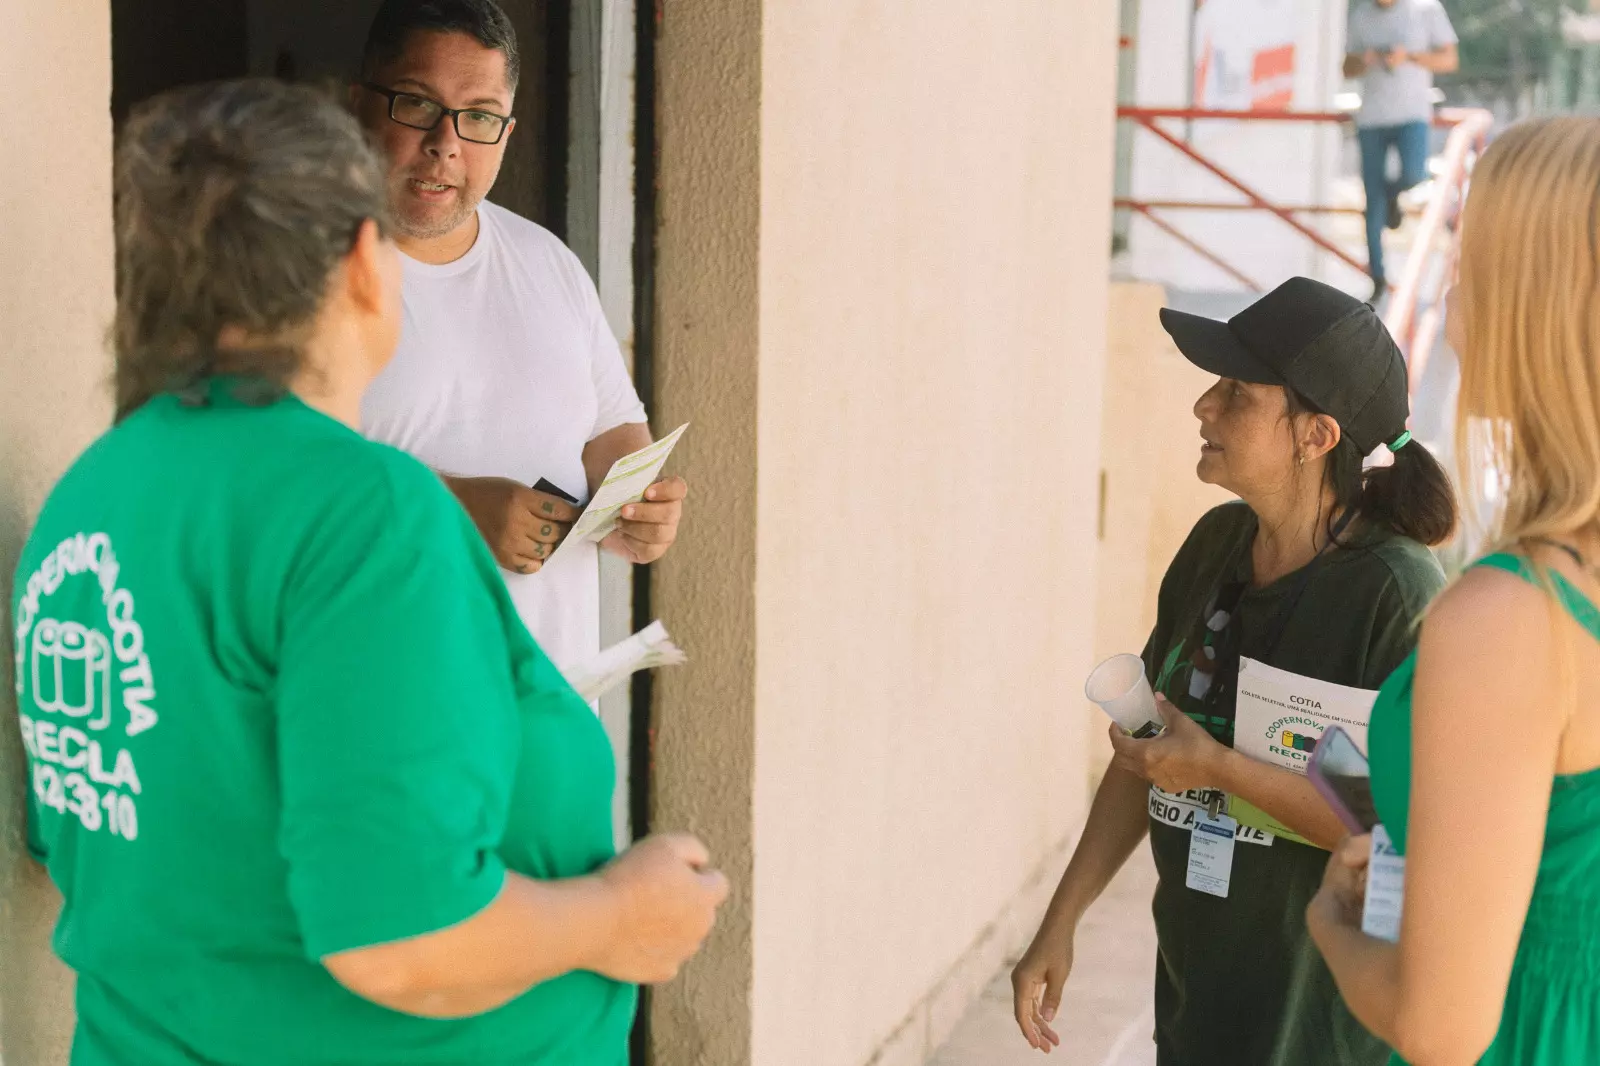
[649,0,764,1064]
[653,3,1120,1065]
[0,2,116,1063]
[1090,283,1234,779]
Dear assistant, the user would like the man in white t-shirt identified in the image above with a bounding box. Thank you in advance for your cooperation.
[352,0,685,670]
[1344,0,1459,299]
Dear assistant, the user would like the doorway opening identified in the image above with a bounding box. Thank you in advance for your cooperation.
[110,0,570,232]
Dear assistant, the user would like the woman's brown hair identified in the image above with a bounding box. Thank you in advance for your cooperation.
[1285,388,1458,548]
[112,79,390,420]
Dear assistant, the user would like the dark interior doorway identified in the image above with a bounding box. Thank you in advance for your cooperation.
[110,0,571,236]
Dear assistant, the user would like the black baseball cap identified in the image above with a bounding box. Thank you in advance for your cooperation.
[1158,277,1410,455]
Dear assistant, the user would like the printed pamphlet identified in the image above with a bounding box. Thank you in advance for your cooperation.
[547,424,688,565]
[1229,657,1379,847]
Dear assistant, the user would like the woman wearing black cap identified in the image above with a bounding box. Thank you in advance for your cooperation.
[1012,278,1456,1066]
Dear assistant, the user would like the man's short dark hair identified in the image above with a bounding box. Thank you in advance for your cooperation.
[361,0,520,96]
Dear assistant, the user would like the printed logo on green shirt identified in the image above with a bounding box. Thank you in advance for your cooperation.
[13,532,154,841]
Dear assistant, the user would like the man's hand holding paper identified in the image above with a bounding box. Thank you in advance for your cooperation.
[551,423,689,566]
[602,476,688,565]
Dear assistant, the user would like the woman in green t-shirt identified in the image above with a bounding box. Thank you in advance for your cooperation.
[1012,278,1455,1066]
[12,80,725,1066]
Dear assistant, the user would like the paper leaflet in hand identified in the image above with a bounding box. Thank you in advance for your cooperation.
[564,621,686,702]
[1229,657,1380,847]
[546,424,688,565]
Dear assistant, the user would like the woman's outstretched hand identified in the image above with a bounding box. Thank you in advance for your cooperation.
[1108,694,1226,794]
[1011,929,1072,1054]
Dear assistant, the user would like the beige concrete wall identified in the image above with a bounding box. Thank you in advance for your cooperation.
[653,3,1119,1064]
[0,2,117,1063]
[1089,282,1233,777]
[752,6,1117,1064]
[648,1,763,1063]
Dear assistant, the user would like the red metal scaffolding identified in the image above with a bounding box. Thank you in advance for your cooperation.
[1116,106,1365,291]
[1115,105,1494,398]
[1384,109,1493,393]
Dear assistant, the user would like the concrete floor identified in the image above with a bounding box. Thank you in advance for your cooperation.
[927,845,1159,1066]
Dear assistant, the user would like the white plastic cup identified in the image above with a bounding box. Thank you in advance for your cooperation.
[1085,653,1164,738]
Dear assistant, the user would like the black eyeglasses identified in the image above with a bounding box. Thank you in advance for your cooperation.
[362,83,513,145]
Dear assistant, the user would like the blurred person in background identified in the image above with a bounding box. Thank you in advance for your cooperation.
[1312,116,1600,1066]
[11,79,724,1066]
[1013,278,1455,1065]
[1344,0,1459,302]
[353,0,684,675]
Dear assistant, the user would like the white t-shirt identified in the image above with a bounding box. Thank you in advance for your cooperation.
[362,201,647,670]
[1347,0,1458,129]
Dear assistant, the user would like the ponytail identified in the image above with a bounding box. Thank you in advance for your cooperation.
[1354,440,1458,546]
[1288,389,1459,547]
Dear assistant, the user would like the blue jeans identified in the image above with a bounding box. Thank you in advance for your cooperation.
[1358,121,1431,284]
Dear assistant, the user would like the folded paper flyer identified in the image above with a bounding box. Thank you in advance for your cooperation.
[1228,656,1380,847]
[564,620,686,702]
[546,424,688,565]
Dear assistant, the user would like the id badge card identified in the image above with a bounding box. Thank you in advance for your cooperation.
[1186,812,1237,898]
[1361,824,1406,942]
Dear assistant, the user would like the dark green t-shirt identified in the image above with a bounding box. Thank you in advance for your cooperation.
[1139,502,1443,1066]
[12,382,632,1065]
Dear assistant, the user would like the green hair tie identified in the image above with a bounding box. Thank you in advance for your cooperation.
[1387,430,1413,453]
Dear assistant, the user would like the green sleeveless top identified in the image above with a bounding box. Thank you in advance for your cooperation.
[1369,552,1600,1066]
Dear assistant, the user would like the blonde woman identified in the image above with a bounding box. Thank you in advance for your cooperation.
[1311,117,1600,1065]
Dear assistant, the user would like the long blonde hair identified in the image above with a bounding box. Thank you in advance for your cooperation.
[1456,117,1600,551]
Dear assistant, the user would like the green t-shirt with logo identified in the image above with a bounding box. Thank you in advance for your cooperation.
[12,381,633,1066]
[1139,502,1443,1066]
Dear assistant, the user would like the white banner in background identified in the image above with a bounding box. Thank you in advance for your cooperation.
[1192,0,1299,112]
